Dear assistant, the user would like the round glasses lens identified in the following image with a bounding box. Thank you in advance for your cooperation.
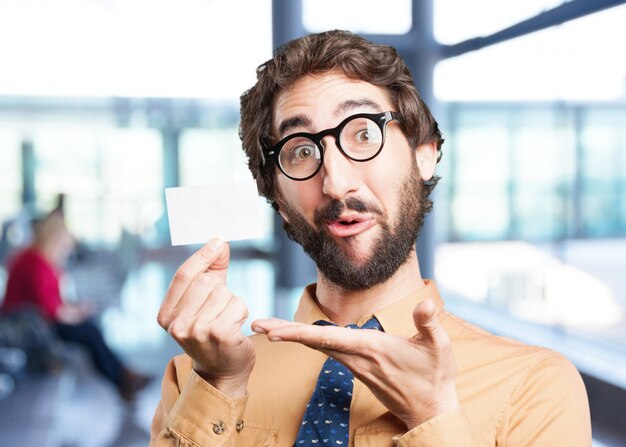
[340,117,383,160]
[279,137,322,179]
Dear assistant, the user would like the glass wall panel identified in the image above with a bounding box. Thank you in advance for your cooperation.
[449,111,510,240]
[581,108,626,238]
[180,128,251,186]
[34,126,162,245]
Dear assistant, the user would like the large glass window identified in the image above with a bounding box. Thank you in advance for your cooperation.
[511,108,576,240]
[434,2,626,367]
[447,108,511,240]
[34,126,163,245]
[445,104,626,242]
[180,128,252,186]
[97,129,164,243]
[581,108,626,237]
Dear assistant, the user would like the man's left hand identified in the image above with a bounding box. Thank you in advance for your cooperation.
[251,299,460,430]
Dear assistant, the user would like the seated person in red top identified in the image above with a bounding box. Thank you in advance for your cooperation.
[2,209,149,402]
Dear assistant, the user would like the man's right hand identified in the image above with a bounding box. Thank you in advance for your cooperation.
[157,238,255,398]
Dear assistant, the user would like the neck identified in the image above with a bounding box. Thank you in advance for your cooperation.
[33,242,60,267]
[315,250,425,326]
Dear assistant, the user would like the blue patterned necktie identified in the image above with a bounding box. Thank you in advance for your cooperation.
[294,317,383,446]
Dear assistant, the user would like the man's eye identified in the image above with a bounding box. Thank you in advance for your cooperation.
[353,126,380,145]
[290,144,315,161]
[355,129,370,143]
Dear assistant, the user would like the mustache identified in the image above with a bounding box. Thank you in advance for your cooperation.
[313,197,382,227]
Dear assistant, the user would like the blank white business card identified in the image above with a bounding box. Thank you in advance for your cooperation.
[165,181,268,246]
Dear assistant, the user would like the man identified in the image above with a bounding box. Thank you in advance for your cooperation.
[151,30,591,446]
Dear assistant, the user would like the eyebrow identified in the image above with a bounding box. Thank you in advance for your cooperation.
[277,115,312,138]
[276,98,384,139]
[335,99,383,115]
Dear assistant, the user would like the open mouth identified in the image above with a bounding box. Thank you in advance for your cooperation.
[326,215,375,237]
[338,219,360,226]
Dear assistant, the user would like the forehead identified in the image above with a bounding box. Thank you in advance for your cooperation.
[272,71,394,133]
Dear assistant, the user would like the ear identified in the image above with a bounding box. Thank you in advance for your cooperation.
[415,141,438,181]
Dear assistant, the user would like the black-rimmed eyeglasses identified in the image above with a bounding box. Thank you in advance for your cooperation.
[262,111,401,181]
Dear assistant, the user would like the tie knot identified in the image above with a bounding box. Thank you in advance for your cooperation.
[314,316,382,331]
[355,316,383,331]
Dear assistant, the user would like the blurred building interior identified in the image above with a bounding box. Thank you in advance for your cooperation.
[0,0,625,446]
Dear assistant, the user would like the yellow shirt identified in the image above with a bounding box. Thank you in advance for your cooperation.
[151,281,591,446]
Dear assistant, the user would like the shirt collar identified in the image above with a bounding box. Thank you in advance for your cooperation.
[293,280,445,338]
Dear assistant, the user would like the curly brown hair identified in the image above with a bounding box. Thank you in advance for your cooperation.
[239,30,443,211]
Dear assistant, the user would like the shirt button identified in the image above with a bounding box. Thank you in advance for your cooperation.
[212,421,225,435]
[236,420,244,432]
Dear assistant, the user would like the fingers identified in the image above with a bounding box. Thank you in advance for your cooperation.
[158,239,229,327]
[178,293,248,344]
[412,299,446,347]
[210,295,250,340]
[251,318,294,335]
[252,319,371,355]
[168,288,248,343]
[176,279,232,322]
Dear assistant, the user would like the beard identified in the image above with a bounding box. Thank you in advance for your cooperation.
[278,162,431,291]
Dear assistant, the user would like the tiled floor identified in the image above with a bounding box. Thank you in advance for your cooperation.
[0,372,62,446]
[0,347,165,447]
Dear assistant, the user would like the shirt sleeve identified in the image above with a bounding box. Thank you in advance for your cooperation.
[392,407,479,446]
[150,356,248,447]
[393,351,591,447]
[498,352,592,446]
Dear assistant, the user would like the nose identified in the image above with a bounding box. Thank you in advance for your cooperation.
[320,136,359,200]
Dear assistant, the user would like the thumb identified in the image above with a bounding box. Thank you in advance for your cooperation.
[206,238,230,279]
[413,299,442,345]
